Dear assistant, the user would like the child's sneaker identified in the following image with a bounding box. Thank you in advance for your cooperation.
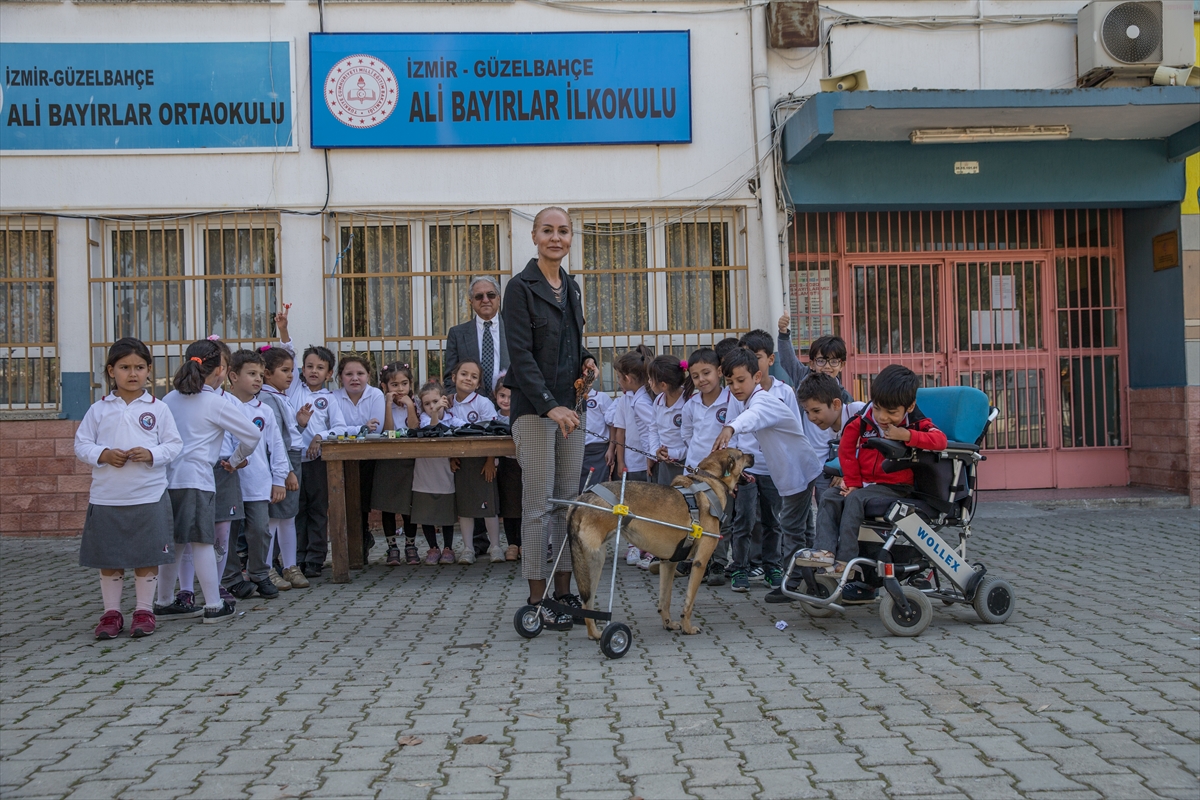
[504,544,519,561]
[282,566,309,589]
[538,602,573,631]
[625,545,641,565]
[457,547,476,565]
[405,543,421,565]
[94,610,124,640]
[636,551,655,571]
[748,566,765,583]
[553,592,586,623]
[130,610,156,638]
[175,590,195,608]
[202,600,236,624]
[794,548,836,567]
[441,547,456,565]
[424,548,441,566]
[154,596,202,621]
[765,569,783,589]
[730,571,750,593]
[706,563,727,587]
[489,545,506,564]
[268,569,292,591]
[841,582,876,603]
[219,586,237,604]
[385,548,402,567]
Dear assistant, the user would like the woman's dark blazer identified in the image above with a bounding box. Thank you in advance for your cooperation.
[502,258,594,422]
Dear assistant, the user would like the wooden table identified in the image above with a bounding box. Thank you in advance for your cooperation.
[321,436,516,583]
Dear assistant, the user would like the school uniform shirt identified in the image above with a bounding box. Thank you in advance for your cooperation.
[613,386,654,473]
[731,378,802,478]
[235,398,292,503]
[216,388,240,461]
[680,387,739,470]
[162,385,262,492]
[259,384,302,450]
[278,341,355,457]
[447,391,497,427]
[799,400,867,465]
[648,391,688,464]
[334,385,386,434]
[411,412,457,494]
[725,386,823,497]
[584,389,613,446]
[74,391,184,506]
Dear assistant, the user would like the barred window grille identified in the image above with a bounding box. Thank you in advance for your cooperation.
[573,207,748,392]
[326,211,506,385]
[1,216,57,411]
[90,213,281,399]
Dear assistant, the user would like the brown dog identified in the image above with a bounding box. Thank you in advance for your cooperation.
[567,448,754,639]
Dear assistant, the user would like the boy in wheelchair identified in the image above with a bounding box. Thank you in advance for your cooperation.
[794,365,947,599]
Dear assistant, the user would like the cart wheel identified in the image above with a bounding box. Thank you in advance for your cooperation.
[972,576,1015,624]
[599,623,632,659]
[514,605,543,639]
[878,586,933,637]
[799,575,839,619]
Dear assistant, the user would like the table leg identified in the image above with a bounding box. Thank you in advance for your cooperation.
[328,460,350,583]
[345,461,363,570]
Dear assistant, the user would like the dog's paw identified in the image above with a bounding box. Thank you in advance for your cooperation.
[680,622,702,635]
[663,619,681,631]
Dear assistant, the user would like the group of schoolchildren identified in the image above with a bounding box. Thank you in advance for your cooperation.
[75,303,947,640]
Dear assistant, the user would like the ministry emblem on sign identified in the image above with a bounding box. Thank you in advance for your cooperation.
[325,55,395,128]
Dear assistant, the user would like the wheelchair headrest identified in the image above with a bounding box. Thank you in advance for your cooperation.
[915,386,990,445]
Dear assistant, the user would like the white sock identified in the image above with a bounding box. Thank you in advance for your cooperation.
[190,543,223,609]
[135,572,157,613]
[178,544,194,595]
[157,553,181,606]
[272,518,297,569]
[485,517,500,549]
[100,572,124,613]
[458,518,474,552]
[214,522,232,577]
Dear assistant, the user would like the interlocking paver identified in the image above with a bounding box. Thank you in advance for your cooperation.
[1,506,1197,799]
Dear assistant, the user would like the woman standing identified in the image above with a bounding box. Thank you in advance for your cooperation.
[503,206,597,631]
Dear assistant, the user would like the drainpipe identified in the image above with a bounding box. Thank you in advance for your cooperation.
[750,2,786,329]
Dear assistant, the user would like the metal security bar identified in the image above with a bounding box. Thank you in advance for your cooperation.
[785,209,1127,473]
[575,207,748,391]
[1053,209,1126,448]
[325,211,506,386]
[89,213,281,399]
[1,216,57,411]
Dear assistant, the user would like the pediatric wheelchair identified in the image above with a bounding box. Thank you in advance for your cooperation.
[781,386,1015,637]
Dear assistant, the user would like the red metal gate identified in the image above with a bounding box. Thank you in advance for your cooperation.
[788,210,1128,490]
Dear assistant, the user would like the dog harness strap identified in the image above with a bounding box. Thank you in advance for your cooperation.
[588,484,620,508]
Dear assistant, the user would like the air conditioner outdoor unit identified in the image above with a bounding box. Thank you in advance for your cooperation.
[1077,0,1195,86]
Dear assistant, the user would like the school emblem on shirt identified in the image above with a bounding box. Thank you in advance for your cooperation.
[138,412,156,431]
[673,413,683,428]
[253,417,265,430]
[467,411,479,423]
[716,408,727,423]
[315,397,328,410]
[587,399,597,409]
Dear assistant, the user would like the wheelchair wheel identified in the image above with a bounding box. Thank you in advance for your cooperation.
[798,575,839,619]
[514,605,543,639]
[878,586,933,637]
[972,576,1015,624]
[599,623,632,659]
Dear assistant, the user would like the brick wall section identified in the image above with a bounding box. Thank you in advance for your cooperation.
[1128,387,1200,506]
[0,420,91,537]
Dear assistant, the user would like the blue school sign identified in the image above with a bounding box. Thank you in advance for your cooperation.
[310,32,691,148]
[0,42,295,152]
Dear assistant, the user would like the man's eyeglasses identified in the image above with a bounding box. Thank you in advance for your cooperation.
[472,292,498,301]
[813,357,843,368]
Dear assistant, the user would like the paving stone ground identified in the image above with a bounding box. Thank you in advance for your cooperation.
[1,505,1198,800]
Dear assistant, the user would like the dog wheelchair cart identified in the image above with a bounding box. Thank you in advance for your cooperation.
[782,386,1016,637]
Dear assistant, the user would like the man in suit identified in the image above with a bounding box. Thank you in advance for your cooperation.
[443,275,508,399]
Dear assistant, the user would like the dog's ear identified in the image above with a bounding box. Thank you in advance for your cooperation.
[722,452,736,477]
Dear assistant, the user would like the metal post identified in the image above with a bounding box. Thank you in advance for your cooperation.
[607,471,629,616]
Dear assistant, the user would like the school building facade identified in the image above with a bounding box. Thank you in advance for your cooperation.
[1,0,1197,536]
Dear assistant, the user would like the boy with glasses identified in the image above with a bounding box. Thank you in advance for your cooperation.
[776,314,853,402]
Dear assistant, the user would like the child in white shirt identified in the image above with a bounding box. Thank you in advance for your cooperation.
[334,354,387,558]
[411,381,461,566]
[580,386,614,492]
[612,346,655,567]
[446,360,502,564]
[75,338,183,640]
[647,355,690,486]
[259,346,307,589]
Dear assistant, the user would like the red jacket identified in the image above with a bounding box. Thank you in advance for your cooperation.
[839,405,948,488]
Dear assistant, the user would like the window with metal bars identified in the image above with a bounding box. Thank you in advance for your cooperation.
[89,213,281,399]
[326,211,506,385]
[573,207,748,391]
[1,217,57,411]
